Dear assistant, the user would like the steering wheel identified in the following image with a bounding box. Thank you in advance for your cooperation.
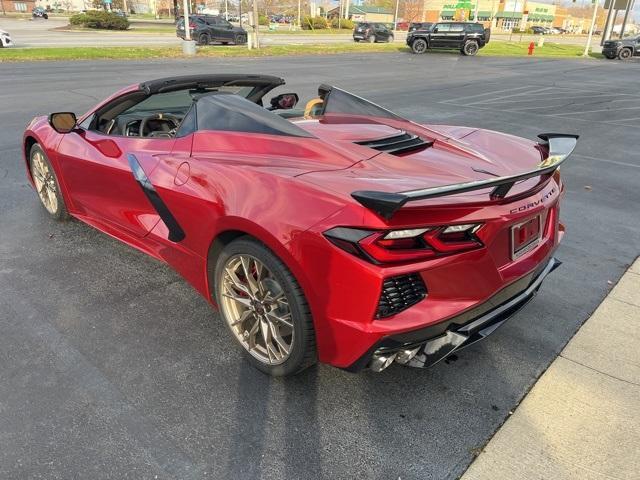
[139,113,181,138]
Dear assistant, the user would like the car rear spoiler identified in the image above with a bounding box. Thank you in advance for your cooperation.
[351,133,578,220]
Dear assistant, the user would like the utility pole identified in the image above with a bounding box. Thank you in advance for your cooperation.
[393,0,399,30]
[508,0,519,42]
[252,0,259,47]
[183,0,191,40]
[474,0,479,22]
[345,0,349,19]
[298,0,301,28]
[583,0,599,56]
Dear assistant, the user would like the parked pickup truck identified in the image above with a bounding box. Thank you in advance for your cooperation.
[407,22,490,56]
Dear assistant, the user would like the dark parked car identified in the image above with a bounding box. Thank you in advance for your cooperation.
[176,15,246,45]
[408,22,433,33]
[603,35,640,60]
[407,22,490,56]
[532,26,547,35]
[353,22,394,43]
[32,6,48,19]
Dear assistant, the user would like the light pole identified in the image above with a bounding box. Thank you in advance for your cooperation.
[252,0,259,48]
[183,0,191,40]
[583,0,599,56]
[393,0,399,30]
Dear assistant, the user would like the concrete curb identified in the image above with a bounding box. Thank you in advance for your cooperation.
[461,257,640,480]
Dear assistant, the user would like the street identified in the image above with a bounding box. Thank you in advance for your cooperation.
[0,16,603,49]
[1,53,639,479]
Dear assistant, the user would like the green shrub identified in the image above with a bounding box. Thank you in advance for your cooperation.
[301,15,328,29]
[259,14,269,26]
[330,18,354,29]
[69,11,129,30]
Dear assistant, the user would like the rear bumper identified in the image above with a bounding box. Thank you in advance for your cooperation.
[347,256,561,371]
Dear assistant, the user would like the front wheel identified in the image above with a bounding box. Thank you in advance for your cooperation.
[234,34,246,45]
[214,238,316,376]
[29,144,69,221]
[618,48,632,60]
[411,38,428,54]
[198,33,210,46]
[387,34,394,43]
[605,53,616,59]
[462,40,479,56]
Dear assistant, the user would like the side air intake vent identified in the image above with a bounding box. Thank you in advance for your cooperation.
[355,131,433,155]
[376,273,427,318]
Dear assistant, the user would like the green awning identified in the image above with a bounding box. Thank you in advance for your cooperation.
[528,14,553,21]
[496,11,523,18]
[472,10,492,18]
[441,10,455,16]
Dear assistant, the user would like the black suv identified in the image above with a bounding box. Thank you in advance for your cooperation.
[353,22,394,43]
[176,15,247,46]
[603,35,640,60]
[407,22,490,56]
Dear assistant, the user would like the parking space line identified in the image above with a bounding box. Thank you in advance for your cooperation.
[440,85,535,104]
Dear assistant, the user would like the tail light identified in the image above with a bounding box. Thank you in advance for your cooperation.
[324,223,483,264]
[189,22,196,28]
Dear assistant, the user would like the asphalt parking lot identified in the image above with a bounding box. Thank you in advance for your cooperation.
[1,54,639,480]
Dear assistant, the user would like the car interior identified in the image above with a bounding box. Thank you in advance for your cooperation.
[85,85,324,138]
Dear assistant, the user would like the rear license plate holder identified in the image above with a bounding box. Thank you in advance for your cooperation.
[511,215,542,260]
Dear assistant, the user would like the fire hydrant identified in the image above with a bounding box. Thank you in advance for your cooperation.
[528,42,535,55]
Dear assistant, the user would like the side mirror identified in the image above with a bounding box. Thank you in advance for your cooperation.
[269,93,299,110]
[49,112,77,133]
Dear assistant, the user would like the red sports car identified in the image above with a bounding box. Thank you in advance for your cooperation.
[23,74,577,376]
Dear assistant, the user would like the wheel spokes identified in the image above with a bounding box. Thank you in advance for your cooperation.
[220,254,294,365]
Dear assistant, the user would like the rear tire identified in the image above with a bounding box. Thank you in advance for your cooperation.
[411,38,428,54]
[387,34,394,43]
[618,48,632,60]
[367,34,375,43]
[605,53,616,59]
[234,34,245,44]
[462,40,479,56]
[198,33,210,46]
[214,237,317,377]
[29,144,70,221]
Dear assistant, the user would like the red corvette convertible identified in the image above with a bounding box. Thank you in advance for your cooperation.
[23,74,577,376]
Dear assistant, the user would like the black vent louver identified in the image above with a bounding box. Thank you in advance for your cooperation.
[355,131,432,155]
[376,273,427,318]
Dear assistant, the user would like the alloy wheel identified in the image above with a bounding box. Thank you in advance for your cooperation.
[219,254,294,365]
[31,150,58,214]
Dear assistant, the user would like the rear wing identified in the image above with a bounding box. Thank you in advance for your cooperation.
[351,133,578,220]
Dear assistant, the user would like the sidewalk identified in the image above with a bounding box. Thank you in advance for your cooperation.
[461,258,640,480]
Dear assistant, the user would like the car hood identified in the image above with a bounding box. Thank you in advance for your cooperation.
[294,119,546,204]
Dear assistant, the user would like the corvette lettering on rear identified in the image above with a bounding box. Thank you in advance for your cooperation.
[510,187,556,214]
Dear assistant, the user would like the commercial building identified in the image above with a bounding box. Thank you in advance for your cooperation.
[1,0,35,12]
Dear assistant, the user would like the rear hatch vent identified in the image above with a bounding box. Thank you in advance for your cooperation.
[376,273,427,318]
[355,131,433,156]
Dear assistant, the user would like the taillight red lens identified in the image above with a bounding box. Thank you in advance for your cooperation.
[324,224,483,265]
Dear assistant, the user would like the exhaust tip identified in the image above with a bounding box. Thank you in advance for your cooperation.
[395,347,420,365]
[369,352,397,372]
